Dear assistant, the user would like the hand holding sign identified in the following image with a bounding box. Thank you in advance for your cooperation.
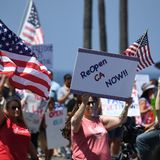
[82,94,90,105]
[71,48,139,101]
[125,97,133,108]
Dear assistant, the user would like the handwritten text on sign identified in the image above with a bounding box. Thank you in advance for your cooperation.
[31,44,53,70]
[45,108,68,149]
[71,48,138,101]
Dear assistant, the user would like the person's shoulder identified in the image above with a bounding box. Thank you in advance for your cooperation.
[59,85,66,91]
[51,80,61,87]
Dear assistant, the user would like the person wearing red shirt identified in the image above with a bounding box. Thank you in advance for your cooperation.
[0,96,39,160]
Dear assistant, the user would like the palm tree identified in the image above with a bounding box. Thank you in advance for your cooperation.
[155,62,160,69]
[98,0,107,52]
[119,0,128,52]
[83,0,92,49]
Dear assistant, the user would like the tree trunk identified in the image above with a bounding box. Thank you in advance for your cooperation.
[83,0,92,49]
[119,0,128,52]
[98,0,107,52]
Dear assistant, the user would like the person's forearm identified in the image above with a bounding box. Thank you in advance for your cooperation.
[58,95,68,104]
[71,102,86,130]
[58,92,70,104]
[141,108,151,114]
[119,104,130,125]
[0,75,6,94]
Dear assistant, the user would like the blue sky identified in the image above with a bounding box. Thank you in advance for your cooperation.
[0,0,160,79]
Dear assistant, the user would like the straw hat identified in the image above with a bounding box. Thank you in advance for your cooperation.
[141,82,155,97]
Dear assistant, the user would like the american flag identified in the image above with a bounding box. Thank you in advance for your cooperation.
[19,0,44,45]
[122,32,154,71]
[0,19,51,99]
[0,51,16,77]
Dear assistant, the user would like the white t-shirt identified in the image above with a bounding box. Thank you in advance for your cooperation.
[57,85,74,106]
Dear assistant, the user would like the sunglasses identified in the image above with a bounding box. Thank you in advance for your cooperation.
[87,101,96,106]
[11,106,21,110]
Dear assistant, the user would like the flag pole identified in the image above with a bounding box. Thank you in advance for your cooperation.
[140,29,148,45]
[17,0,32,36]
[135,29,148,53]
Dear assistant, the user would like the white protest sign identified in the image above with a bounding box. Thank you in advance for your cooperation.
[45,108,69,149]
[31,44,53,70]
[23,112,40,133]
[131,80,141,116]
[101,80,141,117]
[101,98,125,116]
[22,91,48,116]
[22,91,48,133]
[135,74,150,97]
[71,48,139,101]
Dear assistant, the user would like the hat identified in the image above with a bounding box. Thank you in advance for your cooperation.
[141,82,155,97]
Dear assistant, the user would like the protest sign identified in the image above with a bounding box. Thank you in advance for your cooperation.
[23,112,40,133]
[135,74,150,97]
[45,107,68,149]
[31,44,53,70]
[22,91,48,133]
[71,48,139,101]
[101,80,141,117]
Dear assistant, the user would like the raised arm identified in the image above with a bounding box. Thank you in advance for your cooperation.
[0,75,7,125]
[100,97,132,130]
[0,74,7,94]
[71,94,89,133]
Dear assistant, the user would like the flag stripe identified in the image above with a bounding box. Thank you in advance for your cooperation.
[3,51,50,89]
[22,32,35,42]
[4,51,50,77]
[146,45,154,64]
[0,51,16,76]
[136,51,145,70]
[19,0,44,45]
[25,25,36,33]
[138,49,148,68]
[10,75,48,98]
[16,68,50,88]
[0,19,51,99]
[141,47,150,66]
[122,32,154,71]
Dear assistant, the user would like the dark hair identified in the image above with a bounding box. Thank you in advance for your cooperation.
[64,74,72,81]
[5,96,21,109]
[5,96,24,123]
[61,95,102,139]
[61,104,79,140]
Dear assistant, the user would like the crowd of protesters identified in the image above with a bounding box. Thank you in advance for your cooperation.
[0,75,39,160]
[1,71,160,160]
[61,75,160,160]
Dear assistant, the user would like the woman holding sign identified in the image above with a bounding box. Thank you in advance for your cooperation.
[68,95,132,160]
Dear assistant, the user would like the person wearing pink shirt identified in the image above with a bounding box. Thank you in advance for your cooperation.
[70,95,132,160]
